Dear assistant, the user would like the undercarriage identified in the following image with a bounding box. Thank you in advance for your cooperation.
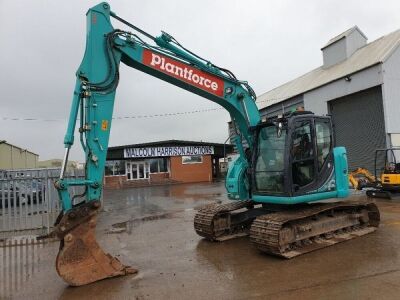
[194,200,380,258]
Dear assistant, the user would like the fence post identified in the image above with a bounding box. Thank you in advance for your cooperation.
[45,169,50,234]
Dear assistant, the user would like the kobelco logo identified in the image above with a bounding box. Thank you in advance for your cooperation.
[143,49,224,97]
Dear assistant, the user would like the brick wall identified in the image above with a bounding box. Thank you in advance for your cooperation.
[150,172,169,183]
[103,175,126,189]
[170,155,212,183]
[104,173,172,189]
[104,155,213,188]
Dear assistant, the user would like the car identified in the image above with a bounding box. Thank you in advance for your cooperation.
[0,180,44,209]
[17,181,44,205]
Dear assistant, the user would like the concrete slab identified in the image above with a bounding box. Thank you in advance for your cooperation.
[1,182,400,299]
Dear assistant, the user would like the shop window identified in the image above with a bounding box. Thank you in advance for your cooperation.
[149,159,159,173]
[104,160,126,176]
[159,158,168,172]
[148,158,168,173]
[182,156,203,164]
[105,161,113,176]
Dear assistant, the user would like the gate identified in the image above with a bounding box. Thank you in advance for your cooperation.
[0,168,84,239]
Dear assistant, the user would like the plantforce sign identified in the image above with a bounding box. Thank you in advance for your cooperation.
[143,49,224,97]
[124,145,214,158]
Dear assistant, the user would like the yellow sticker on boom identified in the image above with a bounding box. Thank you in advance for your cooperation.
[101,120,108,131]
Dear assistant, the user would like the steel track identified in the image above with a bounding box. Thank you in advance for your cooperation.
[194,200,254,241]
[249,201,380,258]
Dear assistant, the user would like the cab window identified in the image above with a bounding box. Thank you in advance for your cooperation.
[291,120,315,187]
[315,120,332,170]
[254,126,286,193]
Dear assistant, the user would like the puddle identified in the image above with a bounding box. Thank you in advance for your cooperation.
[0,236,57,299]
[107,212,177,234]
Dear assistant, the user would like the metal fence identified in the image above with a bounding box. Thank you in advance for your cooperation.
[0,168,84,239]
[0,236,49,298]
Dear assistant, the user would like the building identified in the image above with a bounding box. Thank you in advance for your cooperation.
[0,140,38,170]
[105,140,233,189]
[257,26,400,172]
[37,159,83,171]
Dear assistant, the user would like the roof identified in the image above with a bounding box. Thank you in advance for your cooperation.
[257,28,400,110]
[38,159,81,164]
[109,139,233,150]
[0,140,39,156]
[321,26,367,49]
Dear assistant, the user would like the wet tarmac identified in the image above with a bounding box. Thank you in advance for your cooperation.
[2,182,400,299]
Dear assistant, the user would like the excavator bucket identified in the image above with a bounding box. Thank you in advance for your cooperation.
[54,202,137,286]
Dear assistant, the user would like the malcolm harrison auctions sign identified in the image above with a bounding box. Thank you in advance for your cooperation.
[124,145,214,158]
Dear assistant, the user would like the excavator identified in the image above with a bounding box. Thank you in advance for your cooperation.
[366,148,400,199]
[349,167,376,190]
[50,2,380,286]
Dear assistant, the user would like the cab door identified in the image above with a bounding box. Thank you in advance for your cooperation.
[290,118,317,195]
[314,117,334,188]
[290,116,334,196]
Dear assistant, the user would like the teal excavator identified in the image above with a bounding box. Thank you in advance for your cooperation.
[51,2,380,286]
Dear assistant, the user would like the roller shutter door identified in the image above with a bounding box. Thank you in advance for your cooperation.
[329,86,386,172]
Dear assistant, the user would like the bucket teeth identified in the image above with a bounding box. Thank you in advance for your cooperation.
[56,212,137,286]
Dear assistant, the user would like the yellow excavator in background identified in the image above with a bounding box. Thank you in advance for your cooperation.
[366,148,400,199]
[349,167,375,190]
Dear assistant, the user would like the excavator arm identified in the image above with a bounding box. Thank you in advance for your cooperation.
[53,2,260,286]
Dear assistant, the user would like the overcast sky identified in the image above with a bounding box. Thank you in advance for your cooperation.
[1,0,400,161]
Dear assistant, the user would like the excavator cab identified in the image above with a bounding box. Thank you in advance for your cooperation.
[251,111,343,202]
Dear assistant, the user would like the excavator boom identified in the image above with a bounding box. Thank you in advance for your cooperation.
[53,2,260,286]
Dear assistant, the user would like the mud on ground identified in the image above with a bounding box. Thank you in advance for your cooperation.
[2,182,400,300]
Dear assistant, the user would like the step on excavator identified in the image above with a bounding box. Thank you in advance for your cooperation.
[49,2,380,286]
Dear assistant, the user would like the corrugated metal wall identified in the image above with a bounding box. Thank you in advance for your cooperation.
[329,86,386,172]
[0,144,38,170]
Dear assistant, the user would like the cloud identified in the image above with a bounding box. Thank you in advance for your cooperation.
[1,0,400,161]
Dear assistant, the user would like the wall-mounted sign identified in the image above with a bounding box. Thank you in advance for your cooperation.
[124,145,214,158]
